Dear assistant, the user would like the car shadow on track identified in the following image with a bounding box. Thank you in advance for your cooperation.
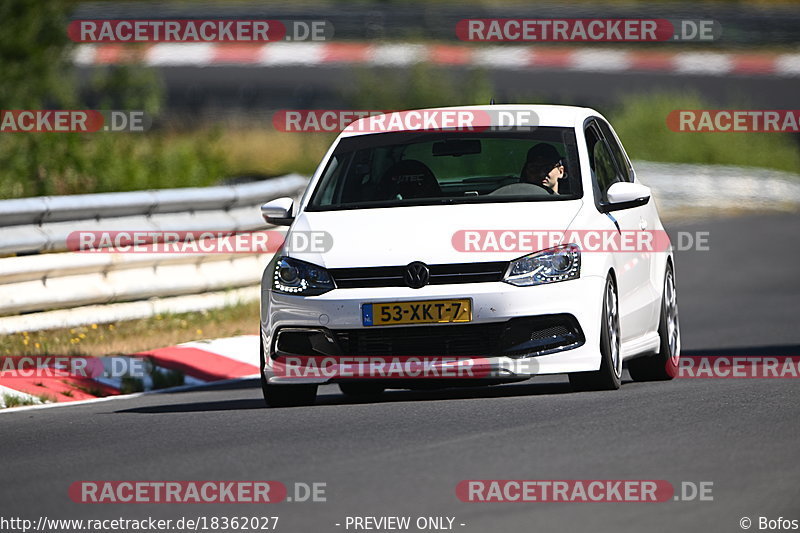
[316,379,577,407]
[115,376,602,414]
[117,398,267,413]
[115,379,265,413]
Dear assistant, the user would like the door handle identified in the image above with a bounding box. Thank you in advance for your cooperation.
[639,218,648,230]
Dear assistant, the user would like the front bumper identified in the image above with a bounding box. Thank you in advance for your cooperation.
[261,276,607,385]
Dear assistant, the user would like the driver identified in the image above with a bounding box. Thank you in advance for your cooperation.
[521,144,565,195]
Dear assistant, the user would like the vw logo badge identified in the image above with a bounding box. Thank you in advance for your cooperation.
[404,261,430,289]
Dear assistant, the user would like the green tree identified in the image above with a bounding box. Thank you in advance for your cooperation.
[0,0,76,109]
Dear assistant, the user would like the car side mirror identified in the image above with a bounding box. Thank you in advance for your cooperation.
[261,197,295,226]
[602,182,651,212]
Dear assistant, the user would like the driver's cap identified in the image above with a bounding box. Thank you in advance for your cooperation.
[526,143,562,167]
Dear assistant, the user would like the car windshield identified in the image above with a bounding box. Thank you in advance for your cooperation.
[306,128,582,211]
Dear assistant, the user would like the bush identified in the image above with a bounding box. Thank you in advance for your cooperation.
[0,129,228,198]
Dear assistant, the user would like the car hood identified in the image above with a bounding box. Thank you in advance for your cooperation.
[287,200,583,268]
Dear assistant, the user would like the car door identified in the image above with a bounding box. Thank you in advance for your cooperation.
[596,118,661,333]
[584,119,654,341]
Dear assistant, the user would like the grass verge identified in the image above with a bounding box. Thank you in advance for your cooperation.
[1,392,54,408]
[608,92,800,172]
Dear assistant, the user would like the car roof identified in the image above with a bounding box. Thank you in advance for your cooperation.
[340,104,601,137]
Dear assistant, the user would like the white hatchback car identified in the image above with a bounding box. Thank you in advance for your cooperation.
[259,105,680,407]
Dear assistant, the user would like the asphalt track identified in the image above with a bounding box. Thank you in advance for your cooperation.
[2,212,799,533]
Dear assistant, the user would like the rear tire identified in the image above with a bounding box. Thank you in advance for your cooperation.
[338,382,385,398]
[260,329,318,407]
[628,263,680,381]
[569,275,622,391]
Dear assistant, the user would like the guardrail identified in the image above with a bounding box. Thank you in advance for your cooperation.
[0,174,306,255]
[0,174,308,334]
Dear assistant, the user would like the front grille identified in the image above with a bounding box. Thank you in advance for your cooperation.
[329,261,508,289]
[497,316,584,358]
[324,314,584,358]
[334,323,505,357]
[530,325,571,341]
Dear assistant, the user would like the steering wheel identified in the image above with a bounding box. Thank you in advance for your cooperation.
[488,182,553,196]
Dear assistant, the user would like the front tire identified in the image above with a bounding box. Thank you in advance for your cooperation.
[260,330,318,407]
[569,275,622,391]
[628,263,680,381]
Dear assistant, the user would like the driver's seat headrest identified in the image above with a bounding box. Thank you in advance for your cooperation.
[379,159,441,200]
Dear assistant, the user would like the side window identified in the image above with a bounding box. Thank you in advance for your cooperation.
[597,120,633,182]
[584,122,620,202]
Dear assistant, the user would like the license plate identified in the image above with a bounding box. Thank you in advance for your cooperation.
[362,299,472,326]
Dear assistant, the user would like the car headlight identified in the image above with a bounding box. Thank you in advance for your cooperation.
[272,256,335,296]
[504,244,581,286]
